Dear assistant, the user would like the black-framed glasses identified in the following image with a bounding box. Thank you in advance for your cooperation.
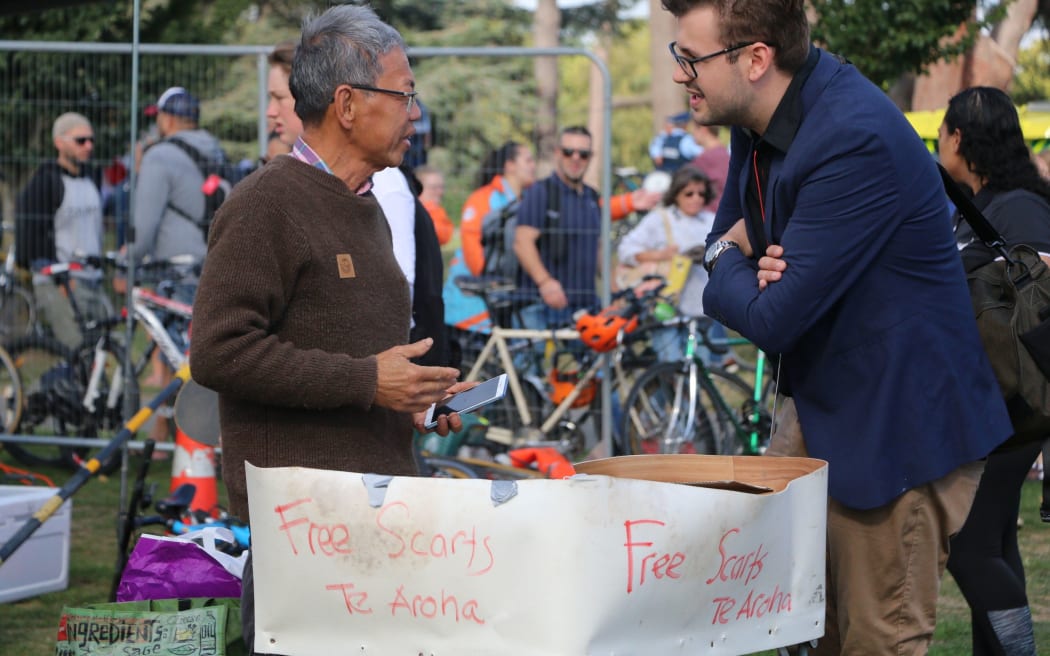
[352,84,418,113]
[560,147,592,159]
[67,135,95,145]
[668,41,758,79]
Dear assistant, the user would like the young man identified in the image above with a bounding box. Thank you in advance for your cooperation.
[513,126,601,328]
[661,1,1012,654]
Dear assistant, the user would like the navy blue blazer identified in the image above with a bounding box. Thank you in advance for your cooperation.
[702,49,1011,510]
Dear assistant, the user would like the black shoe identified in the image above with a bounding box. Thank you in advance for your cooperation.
[1040,504,1050,523]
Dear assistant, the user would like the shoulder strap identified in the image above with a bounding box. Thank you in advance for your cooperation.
[938,163,1011,261]
[163,136,209,224]
[660,208,676,248]
[165,136,211,178]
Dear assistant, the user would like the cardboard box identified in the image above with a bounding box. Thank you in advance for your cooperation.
[0,486,71,603]
[245,455,827,656]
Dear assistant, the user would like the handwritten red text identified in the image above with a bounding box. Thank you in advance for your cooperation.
[388,584,486,625]
[623,519,686,594]
[274,498,352,557]
[706,528,765,586]
[376,502,495,576]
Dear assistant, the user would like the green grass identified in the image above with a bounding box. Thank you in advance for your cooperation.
[1,450,1048,654]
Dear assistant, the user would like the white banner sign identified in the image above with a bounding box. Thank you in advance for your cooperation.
[246,456,827,655]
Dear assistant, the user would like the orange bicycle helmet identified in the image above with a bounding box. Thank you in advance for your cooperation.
[548,351,596,407]
[575,306,639,353]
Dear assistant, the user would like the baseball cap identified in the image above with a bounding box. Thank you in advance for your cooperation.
[153,87,200,121]
[668,111,690,125]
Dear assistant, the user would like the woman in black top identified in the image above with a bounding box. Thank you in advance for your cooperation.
[938,86,1050,656]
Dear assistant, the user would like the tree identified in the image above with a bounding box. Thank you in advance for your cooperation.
[912,0,1047,109]
[808,0,990,91]
[0,0,254,191]
[1012,35,1050,104]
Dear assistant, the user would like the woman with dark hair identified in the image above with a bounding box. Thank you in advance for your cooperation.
[939,86,1050,656]
[616,165,717,361]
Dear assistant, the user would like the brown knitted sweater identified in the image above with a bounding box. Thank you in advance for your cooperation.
[189,155,413,522]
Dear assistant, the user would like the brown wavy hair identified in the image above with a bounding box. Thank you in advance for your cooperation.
[660,0,810,73]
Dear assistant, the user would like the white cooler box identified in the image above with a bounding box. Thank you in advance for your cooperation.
[0,486,72,603]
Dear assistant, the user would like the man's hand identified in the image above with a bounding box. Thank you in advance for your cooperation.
[723,218,754,258]
[374,338,460,413]
[413,381,479,436]
[539,278,568,310]
[757,244,787,291]
[630,188,662,212]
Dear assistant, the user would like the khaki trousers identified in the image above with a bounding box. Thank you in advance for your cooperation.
[767,396,984,656]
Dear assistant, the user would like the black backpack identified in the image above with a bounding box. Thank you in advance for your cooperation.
[164,136,243,239]
[480,176,562,282]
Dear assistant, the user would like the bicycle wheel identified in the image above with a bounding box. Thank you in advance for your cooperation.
[4,335,129,473]
[621,361,746,456]
[0,284,35,340]
[0,345,23,434]
[702,367,758,455]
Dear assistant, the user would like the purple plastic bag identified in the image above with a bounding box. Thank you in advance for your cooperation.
[117,533,243,602]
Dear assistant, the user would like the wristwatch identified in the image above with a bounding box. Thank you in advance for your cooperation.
[703,240,739,273]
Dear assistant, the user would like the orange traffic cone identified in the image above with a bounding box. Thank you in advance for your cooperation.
[171,426,219,517]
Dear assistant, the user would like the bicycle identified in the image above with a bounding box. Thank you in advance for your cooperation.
[454,276,663,461]
[620,313,777,457]
[1,255,196,472]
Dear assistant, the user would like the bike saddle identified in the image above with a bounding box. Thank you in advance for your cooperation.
[155,483,197,520]
[454,275,516,295]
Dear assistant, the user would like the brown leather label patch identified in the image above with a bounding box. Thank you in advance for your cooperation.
[336,253,356,279]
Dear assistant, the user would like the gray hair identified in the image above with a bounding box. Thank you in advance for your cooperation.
[290,5,407,126]
[52,112,91,139]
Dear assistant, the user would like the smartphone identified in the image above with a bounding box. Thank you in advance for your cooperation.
[423,373,508,430]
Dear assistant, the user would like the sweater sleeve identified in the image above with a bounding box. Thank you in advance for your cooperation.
[190,185,379,411]
[15,165,62,268]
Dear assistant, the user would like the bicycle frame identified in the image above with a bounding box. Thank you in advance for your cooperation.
[465,325,635,447]
[79,287,191,423]
[680,318,769,455]
[131,286,192,371]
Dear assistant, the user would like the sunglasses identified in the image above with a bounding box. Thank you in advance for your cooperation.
[560,147,592,159]
[68,136,95,145]
[680,189,707,198]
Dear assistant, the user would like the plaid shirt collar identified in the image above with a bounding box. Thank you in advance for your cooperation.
[291,137,373,195]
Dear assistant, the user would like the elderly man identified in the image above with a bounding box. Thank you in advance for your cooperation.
[15,112,110,348]
[189,7,466,654]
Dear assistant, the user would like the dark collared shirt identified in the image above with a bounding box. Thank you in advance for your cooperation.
[744,46,820,254]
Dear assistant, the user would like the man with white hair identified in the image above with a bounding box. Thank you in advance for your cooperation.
[16,111,110,348]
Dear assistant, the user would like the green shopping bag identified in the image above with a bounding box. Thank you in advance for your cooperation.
[55,597,244,656]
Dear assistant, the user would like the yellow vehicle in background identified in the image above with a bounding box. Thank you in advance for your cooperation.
[906,100,1050,154]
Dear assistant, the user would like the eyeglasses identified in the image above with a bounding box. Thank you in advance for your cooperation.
[352,84,418,113]
[560,147,592,160]
[668,41,760,79]
[680,189,706,198]
[66,136,95,145]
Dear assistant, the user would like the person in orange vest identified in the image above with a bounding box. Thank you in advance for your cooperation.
[442,141,537,334]
[461,141,538,275]
[415,164,454,246]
